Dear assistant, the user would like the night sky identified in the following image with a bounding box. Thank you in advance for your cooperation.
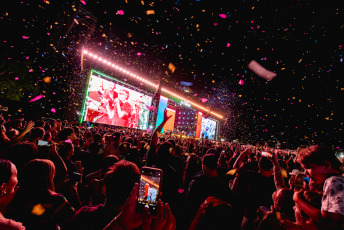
[1,0,343,149]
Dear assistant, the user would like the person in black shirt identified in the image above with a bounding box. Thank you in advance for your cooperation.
[231,155,276,230]
[185,153,232,228]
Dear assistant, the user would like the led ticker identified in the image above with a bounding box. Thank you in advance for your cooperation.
[82,49,224,119]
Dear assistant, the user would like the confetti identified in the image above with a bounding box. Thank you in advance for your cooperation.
[117,10,124,15]
[51,108,56,113]
[146,105,156,111]
[180,81,193,86]
[247,60,277,81]
[29,95,44,102]
[32,203,45,216]
[146,10,155,15]
[168,63,176,73]
[43,76,51,83]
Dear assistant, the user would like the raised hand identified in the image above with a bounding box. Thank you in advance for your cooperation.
[23,121,35,134]
[163,109,172,122]
[142,201,176,230]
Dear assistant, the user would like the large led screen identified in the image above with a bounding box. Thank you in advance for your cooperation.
[83,72,152,130]
[200,117,217,140]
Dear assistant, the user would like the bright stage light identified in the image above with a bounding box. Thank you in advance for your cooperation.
[82,49,224,119]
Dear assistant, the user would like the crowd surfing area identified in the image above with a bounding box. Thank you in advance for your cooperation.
[0,111,343,230]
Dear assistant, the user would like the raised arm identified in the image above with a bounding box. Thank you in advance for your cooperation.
[232,148,251,170]
[269,152,286,189]
[151,109,172,146]
[11,120,35,144]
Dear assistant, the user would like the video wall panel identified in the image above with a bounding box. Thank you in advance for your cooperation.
[82,71,152,130]
[81,70,219,139]
[201,117,217,140]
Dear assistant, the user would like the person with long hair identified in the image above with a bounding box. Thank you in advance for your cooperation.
[6,159,75,230]
[0,159,24,229]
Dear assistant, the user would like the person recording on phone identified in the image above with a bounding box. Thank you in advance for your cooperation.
[68,160,140,230]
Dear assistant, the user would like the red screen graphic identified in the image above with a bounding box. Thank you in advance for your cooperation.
[83,73,152,129]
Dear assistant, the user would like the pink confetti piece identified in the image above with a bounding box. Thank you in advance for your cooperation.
[117,10,124,15]
[219,14,227,18]
[146,105,156,111]
[26,56,29,59]
[80,0,86,5]
[193,94,198,96]
[51,108,56,113]
[14,77,19,80]
[238,79,245,85]
[29,95,43,102]
[137,52,142,56]
[146,128,151,133]
[226,43,231,47]
[65,139,72,143]
[213,22,219,26]
[22,36,29,39]
[53,92,56,95]
[200,98,208,103]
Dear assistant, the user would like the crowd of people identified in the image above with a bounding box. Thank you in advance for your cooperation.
[0,110,343,229]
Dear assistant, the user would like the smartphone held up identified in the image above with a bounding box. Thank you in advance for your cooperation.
[137,167,163,215]
[261,151,273,158]
[37,140,50,147]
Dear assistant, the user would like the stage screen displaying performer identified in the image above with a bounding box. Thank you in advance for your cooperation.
[200,117,217,140]
[83,73,152,130]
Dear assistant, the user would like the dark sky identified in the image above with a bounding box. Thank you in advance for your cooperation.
[1,0,343,148]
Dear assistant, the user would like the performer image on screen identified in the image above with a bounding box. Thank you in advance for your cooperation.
[107,89,133,127]
[86,80,139,127]
[96,84,118,125]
